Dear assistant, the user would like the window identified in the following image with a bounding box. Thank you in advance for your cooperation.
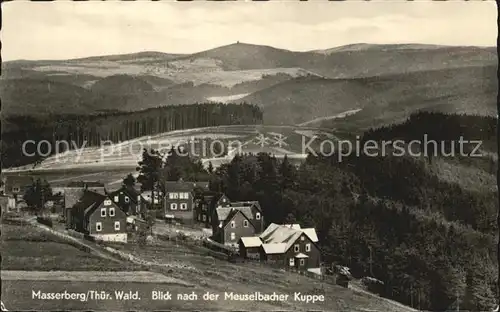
[173,193,179,199]
[169,193,174,199]
[101,208,106,217]
[294,244,300,252]
[230,232,236,240]
[184,192,190,199]
[96,222,102,232]
[137,196,141,202]
[289,258,295,266]
[256,213,261,220]
[202,215,206,221]
[301,236,305,241]
[104,199,112,206]
[12,187,20,192]
[109,207,115,217]
[243,220,248,227]
[231,221,235,228]
[170,203,177,210]
[180,203,187,210]
[305,244,311,252]
[300,259,305,266]
[179,192,185,199]
[114,221,120,231]
[124,196,129,203]
[114,195,119,202]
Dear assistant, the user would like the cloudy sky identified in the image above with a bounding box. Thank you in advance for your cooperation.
[2,1,497,61]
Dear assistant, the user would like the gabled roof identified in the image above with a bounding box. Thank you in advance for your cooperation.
[261,243,287,254]
[108,186,143,203]
[239,236,262,248]
[71,191,106,220]
[283,224,301,229]
[64,188,85,209]
[259,223,319,255]
[302,228,319,242]
[230,200,262,212]
[216,206,253,222]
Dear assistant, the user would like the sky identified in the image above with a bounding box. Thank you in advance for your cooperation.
[1,1,497,61]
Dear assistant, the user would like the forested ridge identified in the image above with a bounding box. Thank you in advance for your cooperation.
[1,103,263,168]
[201,112,497,311]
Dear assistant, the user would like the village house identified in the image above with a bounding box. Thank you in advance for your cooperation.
[63,181,106,229]
[2,175,34,198]
[108,185,147,218]
[161,179,209,224]
[229,200,264,233]
[0,194,17,214]
[70,190,127,243]
[238,223,320,273]
[211,205,261,247]
[195,192,231,227]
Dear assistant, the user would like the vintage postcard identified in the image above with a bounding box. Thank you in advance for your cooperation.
[0,1,498,311]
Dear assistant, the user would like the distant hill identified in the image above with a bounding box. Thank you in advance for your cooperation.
[90,74,155,95]
[240,65,497,128]
[1,42,496,120]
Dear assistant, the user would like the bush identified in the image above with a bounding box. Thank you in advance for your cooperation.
[36,216,53,228]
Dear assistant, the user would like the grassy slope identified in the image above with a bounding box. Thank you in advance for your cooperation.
[1,223,139,271]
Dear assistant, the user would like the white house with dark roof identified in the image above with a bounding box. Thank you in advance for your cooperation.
[238,223,321,273]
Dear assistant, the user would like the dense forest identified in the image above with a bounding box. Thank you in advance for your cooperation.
[1,103,263,168]
[142,111,498,311]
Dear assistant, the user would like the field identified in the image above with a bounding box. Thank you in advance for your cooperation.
[0,223,139,271]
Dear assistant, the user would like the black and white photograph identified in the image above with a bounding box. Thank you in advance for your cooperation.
[0,1,498,311]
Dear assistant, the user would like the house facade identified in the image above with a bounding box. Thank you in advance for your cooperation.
[211,207,258,247]
[162,180,209,223]
[2,175,34,198]
[63,181,105,229]
[108,186,147,217]
[70,190,127,243]
[195,192,231,227]
[239,223,321,272]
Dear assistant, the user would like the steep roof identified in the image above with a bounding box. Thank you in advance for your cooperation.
[239,236,262,248]
[230,200,262,212]
[261,243,287,254]
[259,223,319,255]
[64,188,85,209]
[216,206,253,222]
[109,186,143,203]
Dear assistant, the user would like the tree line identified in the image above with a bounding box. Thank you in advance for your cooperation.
[1,102,263,168]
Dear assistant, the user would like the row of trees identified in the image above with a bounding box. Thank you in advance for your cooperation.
[2,102,263,168]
